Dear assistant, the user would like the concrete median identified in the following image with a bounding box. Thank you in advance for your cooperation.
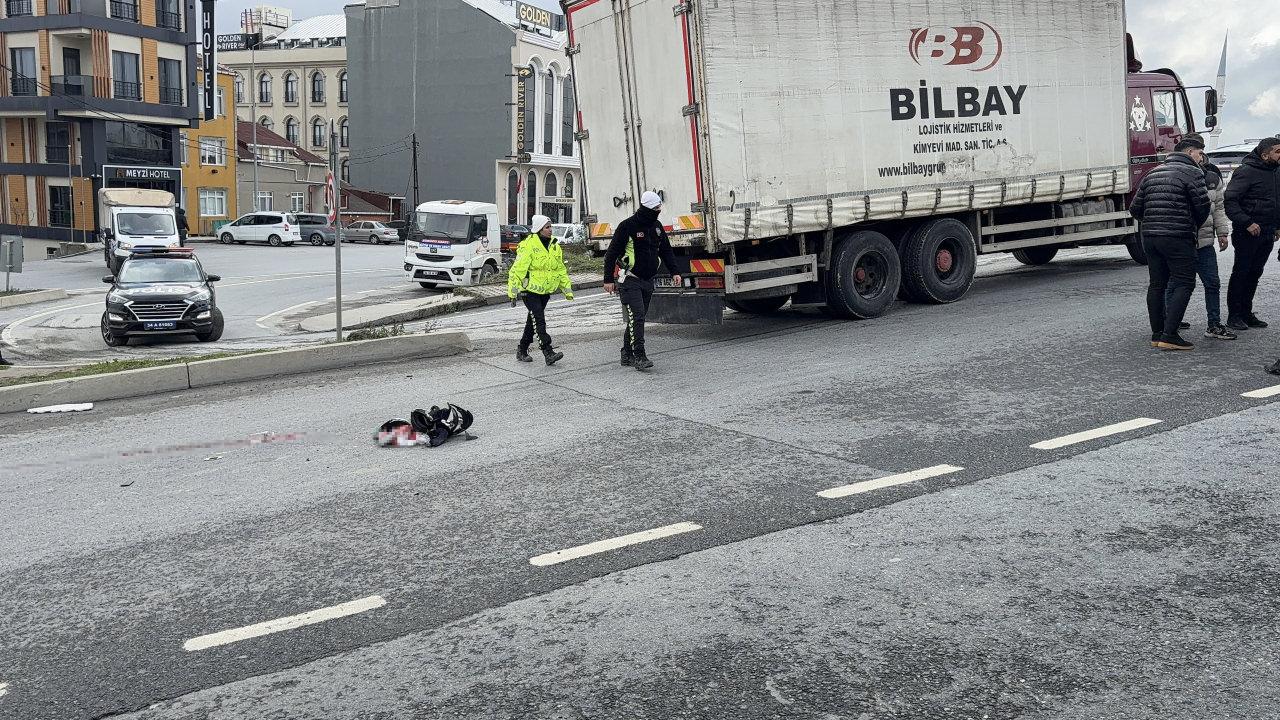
[0,364,191,415]
[0,289,69,309]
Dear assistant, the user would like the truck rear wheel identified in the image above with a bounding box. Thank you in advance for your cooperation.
[900,218,976,304]
[1126,239,1148,265]
[824,231,900,320]
[726,295,789,315]
[1013,246,1059,266]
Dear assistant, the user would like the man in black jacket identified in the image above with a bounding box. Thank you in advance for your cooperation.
[603,191,682,371]
[1224,136,1280,330]
[1130,135,1212,350]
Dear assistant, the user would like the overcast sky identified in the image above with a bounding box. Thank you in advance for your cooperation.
[214,0,1277,146]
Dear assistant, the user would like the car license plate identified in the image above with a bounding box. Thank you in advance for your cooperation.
[654,277,682,288]
[144,321,176,331]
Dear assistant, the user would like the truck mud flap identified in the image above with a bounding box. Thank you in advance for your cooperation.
[649,293,724,326]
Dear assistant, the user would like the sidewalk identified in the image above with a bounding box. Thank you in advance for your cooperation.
[299,273,604,332]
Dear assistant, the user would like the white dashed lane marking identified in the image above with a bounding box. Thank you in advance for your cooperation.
[529,522,703,567]
[1242,384,1280,399]
[1031,418,1163,451]
[183,595,387,652]
[817,465,965,500]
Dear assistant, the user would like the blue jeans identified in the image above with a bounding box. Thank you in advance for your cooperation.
[1195,244,1222,327]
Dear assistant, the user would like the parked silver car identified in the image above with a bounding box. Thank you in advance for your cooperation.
[296,213,338,246]
[342,220,400,244]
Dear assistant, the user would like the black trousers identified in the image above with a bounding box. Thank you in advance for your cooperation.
[1143,234,1197,338]
[519,292,554,350]
[619,277,654,354]
[1227,230,1276,321]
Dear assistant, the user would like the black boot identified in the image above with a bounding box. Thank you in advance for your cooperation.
[621,347,633,367]
[632,348,653,371]
[516,346,533,363]
[542,346,564,366]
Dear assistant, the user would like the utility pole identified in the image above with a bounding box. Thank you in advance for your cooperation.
[410,132,420,212]
[250,36,259,210]
[330,120,343,341]
[67,128,75,244]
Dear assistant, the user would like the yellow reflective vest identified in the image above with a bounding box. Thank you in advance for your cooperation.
[507,235,573,299]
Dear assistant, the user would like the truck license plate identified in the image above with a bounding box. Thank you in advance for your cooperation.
[144,321,176,330]
[654,277,681,288]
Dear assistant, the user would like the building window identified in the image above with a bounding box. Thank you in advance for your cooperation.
[341,158,349,182]
[564,172,574,199]
[258,72,272,104]
[524,62,538,154]
[545,171,557,200]
[216,86,226,117]
[104,121,172,166]
[290,192,305,213]
[255,191,273,212]
[311,72,325,103]
[543,68,555,155]
[5,0,34,17]
[258,116,273,131]
[109,0,139,22]
[49,185,72,228]
[234,74,245,104]
[561,76,575,157]
[158,58,183,105]
[339,71,348,103]
[179,131,188,165]
[339,118,349,148]
[9,48,37,97]
[507,169,519,224]
[46,122,71,164]
[111,51,141,100]
[312,117,326,148]
[156,0,181,30]
[284,117,300,145]
[200,137,227,166]
[199,188,228,217]
[283,72,298,103]
[526,170,537,224]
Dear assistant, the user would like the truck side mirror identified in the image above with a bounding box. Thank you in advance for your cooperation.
[1206,88,1219,117]
[102,275,115,284]
[1205,115,1218,130]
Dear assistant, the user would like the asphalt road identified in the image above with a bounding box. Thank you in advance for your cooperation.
[1,245,1278,719]
[0,242,409,365]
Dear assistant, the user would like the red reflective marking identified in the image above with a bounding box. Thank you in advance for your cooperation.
[679,8,704,204]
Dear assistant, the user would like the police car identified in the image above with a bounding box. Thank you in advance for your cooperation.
[101,248,224,347]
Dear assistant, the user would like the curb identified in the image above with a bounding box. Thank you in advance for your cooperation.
[0,289,69,310]
[0,331,472,414]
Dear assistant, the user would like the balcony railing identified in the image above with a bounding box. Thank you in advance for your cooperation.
[49,209,72,228]
[156,9,181,30]
[6,0,33,16]
[52,74,93,97]
[109,0,138,21]
[51,0,82,14]
[113,80,140,100]
[47,146,70,164]
[159,86,183,106]
[10,77,37,97]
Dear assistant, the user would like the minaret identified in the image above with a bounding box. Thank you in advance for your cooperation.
[1211,32,1228,148]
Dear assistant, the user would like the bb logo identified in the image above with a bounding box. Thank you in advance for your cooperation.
[909,23,1003,71]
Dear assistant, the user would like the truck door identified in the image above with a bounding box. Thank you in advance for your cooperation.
[1127,87,1159,193]
[1151,88,1190,156]
[566,0,705,240]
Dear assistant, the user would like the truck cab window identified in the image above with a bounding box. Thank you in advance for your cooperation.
[1152,91,1186,133]
[470,216,488,241]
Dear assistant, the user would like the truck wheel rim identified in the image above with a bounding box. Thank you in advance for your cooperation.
[936,245,955,275]
[854,253,887,298]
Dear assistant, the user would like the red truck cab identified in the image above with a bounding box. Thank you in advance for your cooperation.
[1125,37,1219,194]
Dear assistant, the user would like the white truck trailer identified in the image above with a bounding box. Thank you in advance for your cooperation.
[565,0,1209,321]
[98,188,181,273]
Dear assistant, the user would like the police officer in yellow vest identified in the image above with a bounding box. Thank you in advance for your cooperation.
[508,215,574,365]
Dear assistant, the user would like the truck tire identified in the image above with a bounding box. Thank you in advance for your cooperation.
[477,262,498,283]
[900,218,976,304]
[1126,239,1148,265]
[1012,246,1059,265]
[726,295,789,315]
[196,309,225,342]
[824,231,901,320]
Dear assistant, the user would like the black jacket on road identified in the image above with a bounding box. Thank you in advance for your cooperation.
[1224,152,1280,236]
[1130,152,1212,240]
[604,206,679,284]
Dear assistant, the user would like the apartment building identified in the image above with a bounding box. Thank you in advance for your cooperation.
[179,65,236,236]
[0,0,197,244]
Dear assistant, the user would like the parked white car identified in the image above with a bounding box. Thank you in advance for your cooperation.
[218,212,303,247]
[551,223,587,245]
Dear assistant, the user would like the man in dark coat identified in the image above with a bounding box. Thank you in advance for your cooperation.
[1130,135,1212,350]
[175,206,190,247]
[1224,136,1280,330]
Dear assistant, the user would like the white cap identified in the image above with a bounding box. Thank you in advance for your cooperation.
[640,191,663,210]
[530,214,552,233]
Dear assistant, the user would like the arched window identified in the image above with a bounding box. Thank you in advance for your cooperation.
[341,158,349,183]
[258,115,273,131]
[543,67,555,155]
[283,72,298,103]
[561,75,575,156]
[524,61,539,154]
[564,172,574,199]
[234,74,244,104]
[506,169,519,224]
[526,170,537,224]
[257,72,272,103]
[339,118,349,148]
[312,117,326,148]
[311,71,325,103]
[545,171,557,200]
[284,117,300,145]
[339,71,348,103]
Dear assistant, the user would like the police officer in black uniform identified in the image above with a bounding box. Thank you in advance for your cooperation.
[603,191,682,371]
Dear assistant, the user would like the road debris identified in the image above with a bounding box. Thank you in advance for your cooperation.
[27,403,94,414]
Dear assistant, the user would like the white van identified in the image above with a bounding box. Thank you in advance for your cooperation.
[404,200,502,290]
[98,188,180,273]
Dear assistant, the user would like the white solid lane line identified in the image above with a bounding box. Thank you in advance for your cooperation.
[183,595,387,652]
[1031,418,1162,451]
[1242,384,1280,399]
[817,464,965,500]
[0,682,8,698]
[529,522,703,567]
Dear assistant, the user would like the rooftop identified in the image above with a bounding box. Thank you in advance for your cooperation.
[274,14,347,42]
[235,120,327,164]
